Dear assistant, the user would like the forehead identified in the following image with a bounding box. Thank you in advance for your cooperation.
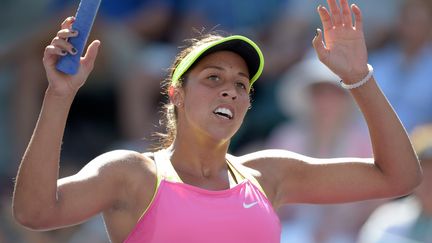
[192,51,249,72]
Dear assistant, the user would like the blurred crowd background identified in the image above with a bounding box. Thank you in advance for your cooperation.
[1,0,432,242]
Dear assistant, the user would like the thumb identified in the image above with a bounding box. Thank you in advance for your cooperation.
[81,40,101,73]
[312,29,329,63]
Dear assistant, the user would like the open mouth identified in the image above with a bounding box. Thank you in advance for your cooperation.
[213,107,233,120]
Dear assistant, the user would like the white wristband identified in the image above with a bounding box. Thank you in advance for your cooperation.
[340,64,373,89]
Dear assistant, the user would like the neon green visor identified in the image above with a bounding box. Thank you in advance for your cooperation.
[171,35,264,87]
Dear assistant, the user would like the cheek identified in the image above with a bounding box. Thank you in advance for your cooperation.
[184,86,210,104]
[239,93,251,106]
[238,97,251,118]
[185,96,208,115]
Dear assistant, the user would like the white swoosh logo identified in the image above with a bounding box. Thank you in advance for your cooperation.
[243,201,258,209]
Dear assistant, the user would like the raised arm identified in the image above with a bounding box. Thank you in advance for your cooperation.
[11,17,114,229]
[244,0,422,208]
[312,0,422,193]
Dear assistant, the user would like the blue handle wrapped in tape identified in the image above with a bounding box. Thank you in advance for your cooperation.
[56,0,101,75]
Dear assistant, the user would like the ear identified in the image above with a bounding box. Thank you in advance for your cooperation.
[169,86,184,107]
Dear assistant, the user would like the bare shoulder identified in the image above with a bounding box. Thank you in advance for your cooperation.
[229,149,337,207]
[227,150,306,205]
[60,149,157,203]
[90,149,154,166]
[76,150,156,178]
[233,148,374,184]
[228,150,301,180]
[231,149,387,207]
[38,150,158,233]
[231,149,308,171]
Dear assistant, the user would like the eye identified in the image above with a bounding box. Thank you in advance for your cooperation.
[207,74,220,81]
[236,81,247,90]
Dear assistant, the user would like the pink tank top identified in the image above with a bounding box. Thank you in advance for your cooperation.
[124,150,281,243]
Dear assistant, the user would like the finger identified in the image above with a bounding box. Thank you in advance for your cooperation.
[327,0,342,26]
[312,29,330,63]
[81,40,101,72]
[317,5,333,32]
[57,29,79,40]
[351,4,363,31]
[51,37,78,55]
[43,45,67,68]
[45,45,68,57]
[340,0,353,27]
[61,16,75,30]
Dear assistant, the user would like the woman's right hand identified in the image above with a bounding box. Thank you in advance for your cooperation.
[43,16,100,97]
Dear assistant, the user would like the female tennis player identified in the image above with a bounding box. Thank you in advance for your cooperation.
[13,0,422,242]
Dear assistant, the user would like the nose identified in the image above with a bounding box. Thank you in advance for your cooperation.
[221,89,237,100]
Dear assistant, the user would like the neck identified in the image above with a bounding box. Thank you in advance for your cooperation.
[169,134,230,178]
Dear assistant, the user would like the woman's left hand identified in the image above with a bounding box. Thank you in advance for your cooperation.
[313,0,369,84]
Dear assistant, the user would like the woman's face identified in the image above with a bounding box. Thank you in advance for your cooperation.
[176,51,251,143]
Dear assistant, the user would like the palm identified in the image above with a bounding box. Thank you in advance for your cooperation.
[42,17,100,97]
[43,40,100,97]
[45,57,89,95]
[324,26,367,78]
[313,0,369,82]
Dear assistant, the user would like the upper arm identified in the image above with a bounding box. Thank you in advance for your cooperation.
[241,149,408,208]
[42,150,154,230]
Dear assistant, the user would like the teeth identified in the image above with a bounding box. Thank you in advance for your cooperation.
[214,107,233,119]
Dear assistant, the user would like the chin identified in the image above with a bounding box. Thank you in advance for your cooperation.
[205,127,238,145]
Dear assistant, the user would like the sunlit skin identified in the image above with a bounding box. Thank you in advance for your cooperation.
[174,51,251,147]
[169,51,253,188]
[12,0,422,242]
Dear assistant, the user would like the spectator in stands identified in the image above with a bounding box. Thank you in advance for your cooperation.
[370,0,432,132]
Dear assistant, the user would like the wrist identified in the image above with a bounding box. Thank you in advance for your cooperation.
[340,65,370,84]
[45,86,77,102]
[340,64,373,90]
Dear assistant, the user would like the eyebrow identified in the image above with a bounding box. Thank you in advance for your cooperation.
[203,65,249,79]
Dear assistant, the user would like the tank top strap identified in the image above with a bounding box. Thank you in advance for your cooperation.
[133,151,163,223]
[153,149,182,182]
[225,159,245,183]
[225,158,268,198]
[142,151,164,188]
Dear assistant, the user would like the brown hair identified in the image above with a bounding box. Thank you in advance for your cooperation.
[153,33,227,150]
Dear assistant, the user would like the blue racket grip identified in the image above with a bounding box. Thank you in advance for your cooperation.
[56,0,101,75]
